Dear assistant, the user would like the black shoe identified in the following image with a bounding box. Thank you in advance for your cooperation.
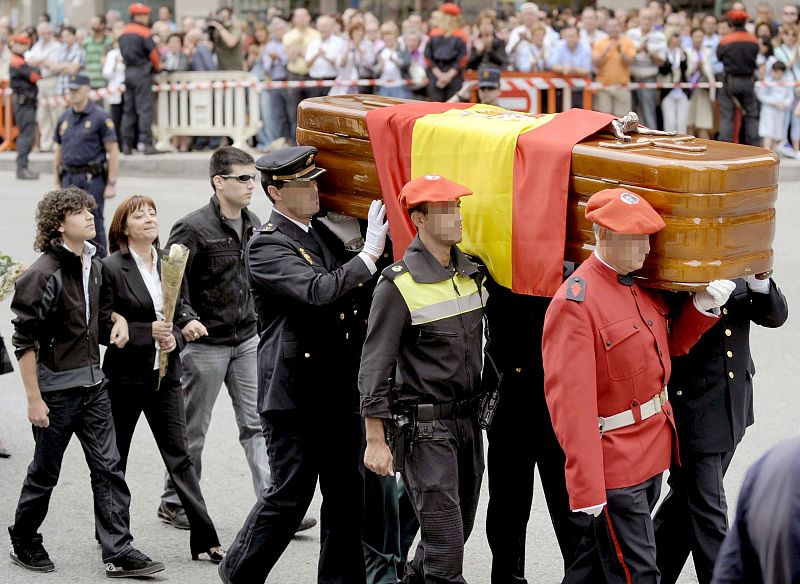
[121,145,132,155]
[105,547,164,578]
[16,168,39,180]
[192,547,226,564]
[143,145,163,155]
[294,515,317,535]
[0,446,10,458]
[157,501,190,530]
[8,528,55,573]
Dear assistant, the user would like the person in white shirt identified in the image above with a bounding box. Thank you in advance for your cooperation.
[506,2,559,68]
[24,21,62,152]
[305,15,346,98]
[375,21,412,99]
[102,34,126,144]
[626,7,667,129]
[579,7,608,49]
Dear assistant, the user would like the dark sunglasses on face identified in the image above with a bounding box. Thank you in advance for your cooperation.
[218,173,256,183]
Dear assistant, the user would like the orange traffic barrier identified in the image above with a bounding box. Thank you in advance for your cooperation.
[0,81,18,152]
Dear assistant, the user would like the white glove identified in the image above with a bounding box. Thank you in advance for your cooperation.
[744,274,770,294]
[576,504,605,517]
[318,213,364,251]
[694,279,736,312]
[363,199,389,259]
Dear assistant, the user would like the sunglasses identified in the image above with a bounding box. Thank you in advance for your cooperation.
[218,173,256,183]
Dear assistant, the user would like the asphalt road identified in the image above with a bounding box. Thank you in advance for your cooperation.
[0,171,796,584]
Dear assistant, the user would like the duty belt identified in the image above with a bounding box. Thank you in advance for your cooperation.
[414,399,479,421]
[62,163,104,175]
[598,389,668,435]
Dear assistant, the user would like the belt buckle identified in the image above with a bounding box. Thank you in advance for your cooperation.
[658,391,666,407]
[598,417,605,436]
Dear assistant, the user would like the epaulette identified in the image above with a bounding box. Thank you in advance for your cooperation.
[256,221,278,234]
[381,260,408,281]
[565,275,586,302]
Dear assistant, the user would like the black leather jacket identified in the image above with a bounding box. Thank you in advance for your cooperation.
[167,196,259,346]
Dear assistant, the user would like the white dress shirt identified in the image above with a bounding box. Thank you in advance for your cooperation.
[131,246,164,369]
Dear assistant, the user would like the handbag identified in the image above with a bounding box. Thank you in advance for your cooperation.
[408,60,428,90]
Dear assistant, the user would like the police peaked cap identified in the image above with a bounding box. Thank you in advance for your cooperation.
[255,146,327,182]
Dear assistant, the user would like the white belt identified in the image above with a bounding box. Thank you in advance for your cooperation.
[598,389,668,435]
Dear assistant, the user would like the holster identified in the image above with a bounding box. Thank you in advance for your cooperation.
[386,412,412,473]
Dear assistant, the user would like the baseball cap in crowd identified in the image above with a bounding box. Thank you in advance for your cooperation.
[67,74,91,91]
[585,188,665,234]
[399,175,473,210]
[477,66,501,90]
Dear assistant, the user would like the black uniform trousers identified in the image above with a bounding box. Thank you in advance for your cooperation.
[11,98,36,171]
[563,474,663,584]
[402,415,484,584]
[222,410,365,583]
[718,75,759,146]
[10,383,134,562]
[107,372,220,557]
[121,67,154,147]
[61,172,108,254]
[653,450,735,584]
[486,378,589,583]
[363,443,420,583]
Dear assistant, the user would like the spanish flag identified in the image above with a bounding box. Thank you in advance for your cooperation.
[366,103,614,296]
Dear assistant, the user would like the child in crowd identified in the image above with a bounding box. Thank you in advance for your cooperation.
[756,61,794,152]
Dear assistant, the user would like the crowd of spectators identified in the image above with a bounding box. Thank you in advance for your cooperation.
[1,2,800,156]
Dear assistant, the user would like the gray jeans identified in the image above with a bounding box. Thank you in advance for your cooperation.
[162,335,269,505]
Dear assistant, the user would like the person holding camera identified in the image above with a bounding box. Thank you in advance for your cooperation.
[207,6,243,71]
[591,17,636,117]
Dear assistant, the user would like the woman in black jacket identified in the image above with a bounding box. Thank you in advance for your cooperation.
[101,195,225,564]
[467,10,507,70]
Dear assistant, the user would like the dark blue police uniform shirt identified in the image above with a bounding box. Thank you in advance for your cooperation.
[54,102,118,167]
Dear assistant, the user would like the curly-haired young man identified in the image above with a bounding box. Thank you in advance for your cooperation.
[9,187,165,578]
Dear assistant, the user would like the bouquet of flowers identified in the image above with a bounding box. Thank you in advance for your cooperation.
[158,244,189,389]
[0,253,25,302]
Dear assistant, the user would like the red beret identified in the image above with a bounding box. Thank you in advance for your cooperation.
[726,9,749,22]
[440,2,462,16]
[128,2,151,16]
[399,175,472,210]
[9,34,32,45]
[585,188,665,235]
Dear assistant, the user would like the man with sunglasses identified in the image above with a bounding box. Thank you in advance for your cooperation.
[160,147,315,534]
[219,146,388,583]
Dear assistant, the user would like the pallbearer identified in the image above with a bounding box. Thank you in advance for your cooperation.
[542,188,734,583]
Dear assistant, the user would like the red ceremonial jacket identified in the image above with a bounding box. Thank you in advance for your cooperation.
[542,254,717,510]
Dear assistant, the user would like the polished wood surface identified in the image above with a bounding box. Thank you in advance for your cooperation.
[297,95,779,290]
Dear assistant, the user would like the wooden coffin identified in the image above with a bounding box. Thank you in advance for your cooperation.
[296,95,779,290]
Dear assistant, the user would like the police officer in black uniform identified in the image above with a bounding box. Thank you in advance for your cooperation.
[717,9,760,146]
[53,74,119,255]
[8,34,41,180]
[219,146,388,584]
[653,275,787,584]
[119,3,161,155]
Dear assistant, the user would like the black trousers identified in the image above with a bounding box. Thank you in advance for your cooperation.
[10,383,134,562]
[486,375,589,583]
[718,75,760,146]
[60,172,108,254]
[427,72,463,102]
[121,69,154,146]
[402,416,484,584]
[107,372,220,556]
[653,450,735,584]
[564,475,663,584]
[11,98,36,170]
[222,410,365,583]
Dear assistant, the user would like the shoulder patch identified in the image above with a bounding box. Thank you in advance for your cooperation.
[105,118,115,129]
[566,276,586,302]
[258,221,277,233]
[381,260,407,281]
